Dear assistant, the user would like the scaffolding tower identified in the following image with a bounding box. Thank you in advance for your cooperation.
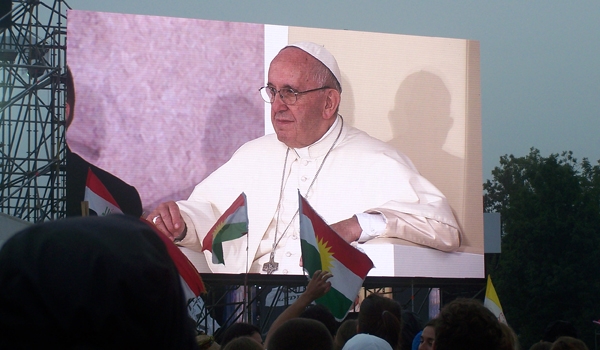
[0,0,69,223]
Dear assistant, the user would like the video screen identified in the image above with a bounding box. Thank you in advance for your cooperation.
[66,10,483,278]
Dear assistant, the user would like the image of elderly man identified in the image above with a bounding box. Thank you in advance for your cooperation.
[148,42,461,275]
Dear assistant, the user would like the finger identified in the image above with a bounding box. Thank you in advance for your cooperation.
[159,202,183,237]
[151,213,175,240]
[321,272,333,281]
[168,203,184,231]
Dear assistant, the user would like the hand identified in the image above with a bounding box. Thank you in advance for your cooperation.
[330,216,362,243]
[146,201,186,241]
[304,270,333,301]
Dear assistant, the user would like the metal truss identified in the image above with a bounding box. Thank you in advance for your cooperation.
[0,0,69,222]
[196,274,486,337]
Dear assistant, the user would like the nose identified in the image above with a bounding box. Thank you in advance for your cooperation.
[271,91,288,113]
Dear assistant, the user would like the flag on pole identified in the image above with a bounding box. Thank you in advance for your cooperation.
[299,192,374,321]
[201,193,248,265]
[148,219,206,299]
[484,275,507,324]
[84,168,122,216]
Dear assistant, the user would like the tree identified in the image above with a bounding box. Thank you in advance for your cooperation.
[484,148,600,348]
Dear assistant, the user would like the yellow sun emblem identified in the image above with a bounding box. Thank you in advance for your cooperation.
[316,237,334,272]
[212,221,225,238]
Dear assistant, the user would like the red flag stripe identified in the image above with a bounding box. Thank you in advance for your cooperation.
[300,196,373,278]
[202,192,246,252]
[146,219,205,295]
[85,168,120,208]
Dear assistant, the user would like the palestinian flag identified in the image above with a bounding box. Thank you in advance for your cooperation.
[299,193,374,321]
[201,193,248,265]
[84,168,122,216]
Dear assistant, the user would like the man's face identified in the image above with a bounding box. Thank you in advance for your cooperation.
[267,48,332,148]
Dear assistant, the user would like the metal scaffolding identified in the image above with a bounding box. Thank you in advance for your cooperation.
[0,0,69,223]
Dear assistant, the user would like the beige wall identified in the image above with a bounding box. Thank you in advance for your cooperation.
[287,28,483,254]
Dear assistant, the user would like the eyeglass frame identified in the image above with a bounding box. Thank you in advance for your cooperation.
[259,85,332,105]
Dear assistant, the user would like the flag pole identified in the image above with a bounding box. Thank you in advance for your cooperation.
[81,200,89,216]
[243,221,249,323]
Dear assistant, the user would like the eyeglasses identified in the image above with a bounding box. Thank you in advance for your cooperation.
[259,85,330,105]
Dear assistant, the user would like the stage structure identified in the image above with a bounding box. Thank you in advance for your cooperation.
[0,0,69,222]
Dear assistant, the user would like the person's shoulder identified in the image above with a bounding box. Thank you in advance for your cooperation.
[344,126,391,149]
[233,133,282,153]
[342,126,402,154]
[226,133,287,165]
[340,126,418,169]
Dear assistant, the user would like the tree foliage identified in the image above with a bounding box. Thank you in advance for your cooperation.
[484,148,600,348]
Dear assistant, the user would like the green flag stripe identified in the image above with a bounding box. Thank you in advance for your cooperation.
[300,238,322,273]
[212,222,248,265]
[213,222,248,244]
[317,286,354,321]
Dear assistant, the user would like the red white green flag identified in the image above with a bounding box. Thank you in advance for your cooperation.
[299,193,374,321]
[201,193,248,265]
[147,219,206,299]
[84,168,122,216]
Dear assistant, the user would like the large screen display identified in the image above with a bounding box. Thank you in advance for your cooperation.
[66,10,483,278]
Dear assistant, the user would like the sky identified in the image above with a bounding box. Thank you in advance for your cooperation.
[63,0,600,182]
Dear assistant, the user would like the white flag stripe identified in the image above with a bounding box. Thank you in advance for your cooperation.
[327,256,364,300]
[484,298,503,318]
[179,275,196,301]
[84,187,122,215]
[299,214,317,242]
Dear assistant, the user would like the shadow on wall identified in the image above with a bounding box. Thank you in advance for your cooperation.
[387,70,465,232]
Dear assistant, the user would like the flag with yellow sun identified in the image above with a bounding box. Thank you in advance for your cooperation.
[299,193,374,321]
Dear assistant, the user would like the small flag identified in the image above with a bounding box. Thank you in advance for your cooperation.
[484,275,507,324]
[299,192,374,321]
[148,219,206,299]
[202,193,248,265]
[84,168,122,216]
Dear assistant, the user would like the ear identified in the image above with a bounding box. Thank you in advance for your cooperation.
[322,89,341,120]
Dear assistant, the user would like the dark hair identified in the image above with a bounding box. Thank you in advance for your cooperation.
[334,319,358,350]
[269,318,333,350]
[529,341,553,350]
[221,336,264,350]
[0,215,197,349]
[300,304,338,337]
[219,322,261,348]
[499,321,520,350]
[434,298,503,350]
[64,67,75,127]
[401,311,422,350]
[357,293,402,349]
[542,321,578,343]
[550,336,588,350]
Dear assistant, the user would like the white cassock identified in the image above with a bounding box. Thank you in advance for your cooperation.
[177,116,460,274]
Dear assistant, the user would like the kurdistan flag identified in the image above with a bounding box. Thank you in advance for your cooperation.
[484,275,507,324]
[299,192,374,321]
[201,193,248,265]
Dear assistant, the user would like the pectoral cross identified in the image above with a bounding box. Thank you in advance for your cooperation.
[262,254,279,274]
